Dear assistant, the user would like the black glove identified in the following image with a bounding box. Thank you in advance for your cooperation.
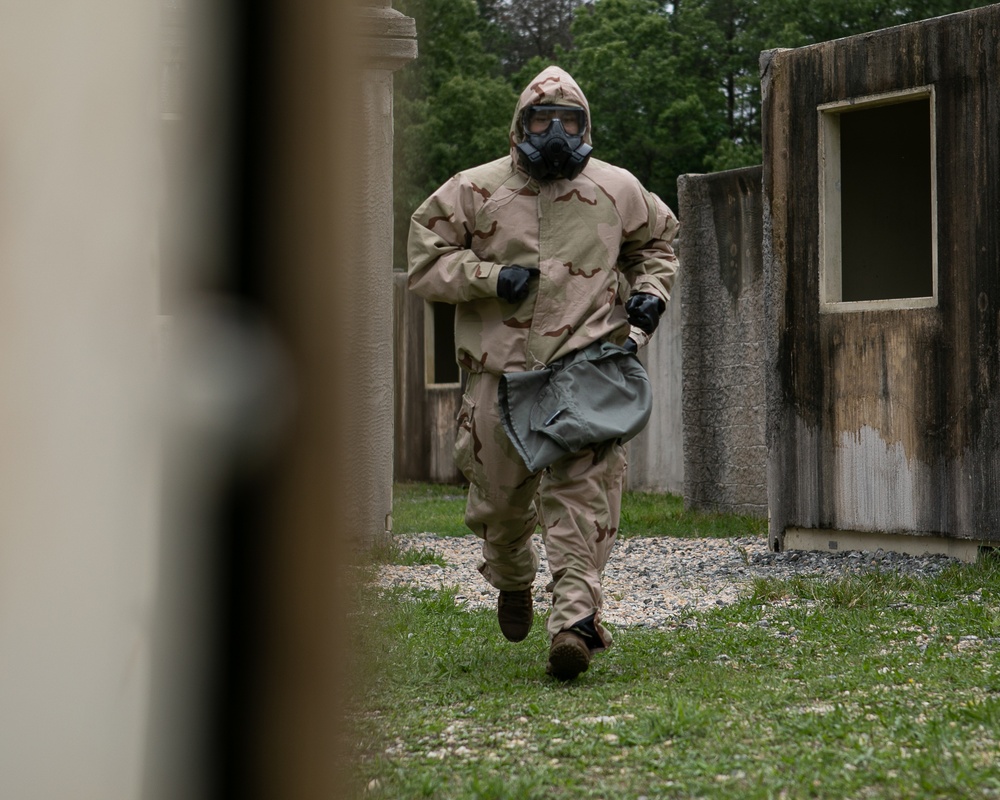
[497,265,540,303]
[622,338,638,354]
[625,292,665,334]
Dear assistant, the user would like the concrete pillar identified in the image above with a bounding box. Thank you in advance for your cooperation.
[354,1,417,540]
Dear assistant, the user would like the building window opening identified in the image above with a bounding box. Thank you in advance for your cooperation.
[425,301,459,385]
[820,89,937,310]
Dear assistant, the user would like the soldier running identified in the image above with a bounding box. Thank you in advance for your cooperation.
[407,66,678,680]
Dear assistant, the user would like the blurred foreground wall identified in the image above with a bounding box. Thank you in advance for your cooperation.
[0,1,413,797]
[0,3,160,797]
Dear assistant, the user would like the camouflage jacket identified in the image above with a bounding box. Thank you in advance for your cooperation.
[407,66,679,376]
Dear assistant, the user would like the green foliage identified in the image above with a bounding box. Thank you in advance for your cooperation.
[561,0,721,207]
[478,0,585,74]
[394,0,996,261]
[393,0,517,268]
[706,137,763,172]
[420,74,518,180]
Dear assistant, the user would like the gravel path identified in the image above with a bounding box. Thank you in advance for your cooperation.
[376,533,958,628]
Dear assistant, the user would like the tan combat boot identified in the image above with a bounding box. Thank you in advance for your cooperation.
[497,589,533,642]
[546,631,590,680]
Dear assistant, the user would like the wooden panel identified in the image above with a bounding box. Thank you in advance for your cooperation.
[393,272,429,481]
[426,386,463,484]
[394,273,465,484]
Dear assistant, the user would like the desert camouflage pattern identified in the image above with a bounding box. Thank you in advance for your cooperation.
[407,65,679,374]
[456,371,623,648]
[407,66,678,648]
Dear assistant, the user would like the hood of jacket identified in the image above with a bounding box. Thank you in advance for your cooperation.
[509,66,593,158]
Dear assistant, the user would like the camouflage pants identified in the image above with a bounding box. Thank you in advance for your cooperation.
[454,370,625,649]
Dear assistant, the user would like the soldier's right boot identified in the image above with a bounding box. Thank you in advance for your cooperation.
[546,631,590,680]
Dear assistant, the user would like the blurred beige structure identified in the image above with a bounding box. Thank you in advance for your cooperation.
[0,2,160,797]
[0,0,414,797]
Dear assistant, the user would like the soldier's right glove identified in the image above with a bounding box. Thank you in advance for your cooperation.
[625,292,666,334]
[497,265,540,303]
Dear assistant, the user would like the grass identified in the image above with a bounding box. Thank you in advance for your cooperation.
[392,482,767,539]
[355,485,1000,798]
[392,482,472,537]
[370,532,449,567]
[351,566,1000,799]
[620,490,766,539]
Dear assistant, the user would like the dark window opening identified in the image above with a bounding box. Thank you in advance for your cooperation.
[838,98,934,302]
[430,302,458,384]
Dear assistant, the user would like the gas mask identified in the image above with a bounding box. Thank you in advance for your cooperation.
[516,105,593,181]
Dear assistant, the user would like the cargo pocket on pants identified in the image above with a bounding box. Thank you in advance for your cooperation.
[453,391,478,485]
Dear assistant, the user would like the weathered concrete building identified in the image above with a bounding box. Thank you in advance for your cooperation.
[763,4,1000,558]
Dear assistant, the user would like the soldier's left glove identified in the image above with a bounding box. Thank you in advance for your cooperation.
[625,292,666,335]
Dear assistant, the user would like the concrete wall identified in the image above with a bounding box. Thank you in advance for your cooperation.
[762,5,1000,549]
[678,168,768,517]
[0,1,416,796]
[626,258,684,495]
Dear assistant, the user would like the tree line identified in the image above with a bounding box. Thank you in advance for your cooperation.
[393,0,992,266]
